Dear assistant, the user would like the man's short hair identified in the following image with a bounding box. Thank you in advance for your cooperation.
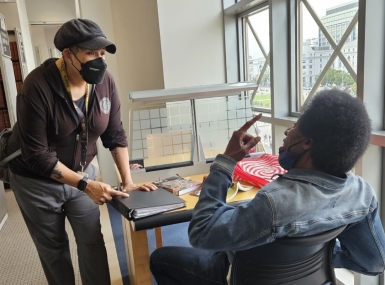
[298,89,371,175]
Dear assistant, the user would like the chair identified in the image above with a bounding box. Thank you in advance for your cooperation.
[230,225,347,285]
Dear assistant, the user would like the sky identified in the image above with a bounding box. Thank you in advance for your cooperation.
[247,0,357,59]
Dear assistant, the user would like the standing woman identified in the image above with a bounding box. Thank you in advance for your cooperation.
[6,19,155,285]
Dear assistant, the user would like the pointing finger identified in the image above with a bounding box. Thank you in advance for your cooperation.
[239,113,262,132]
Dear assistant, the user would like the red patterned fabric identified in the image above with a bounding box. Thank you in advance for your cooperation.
[233,154,287,188]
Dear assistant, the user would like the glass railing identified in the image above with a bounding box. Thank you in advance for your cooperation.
[128,83,266,170]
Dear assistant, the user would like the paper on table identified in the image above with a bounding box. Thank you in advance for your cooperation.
[192,182,254,201]
[226,182,254,200]
[237,183,254,191]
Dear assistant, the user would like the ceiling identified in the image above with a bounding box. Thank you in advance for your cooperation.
[25,0,77,25]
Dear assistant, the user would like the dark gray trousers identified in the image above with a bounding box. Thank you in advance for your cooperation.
[10,165,111,285]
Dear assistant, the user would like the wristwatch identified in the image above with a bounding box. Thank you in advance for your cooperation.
[77,176,89,191]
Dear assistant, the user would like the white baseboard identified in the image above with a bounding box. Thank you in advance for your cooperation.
[336,268,354,285]
[0,213,8,231]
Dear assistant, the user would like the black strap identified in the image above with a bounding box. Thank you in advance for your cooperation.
[74,84,94,171]
[0,149,21,166]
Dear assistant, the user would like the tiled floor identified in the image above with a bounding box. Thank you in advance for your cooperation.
[0,189,123,285]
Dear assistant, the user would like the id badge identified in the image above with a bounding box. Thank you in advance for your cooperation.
[77,171,89,178]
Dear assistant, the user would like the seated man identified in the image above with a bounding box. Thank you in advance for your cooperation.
[150,89,385,285]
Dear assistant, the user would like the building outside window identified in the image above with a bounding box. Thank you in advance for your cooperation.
[298,0,358,108]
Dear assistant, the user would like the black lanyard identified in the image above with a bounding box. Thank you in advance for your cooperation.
[56,58,91,172]
[74,102,88,172]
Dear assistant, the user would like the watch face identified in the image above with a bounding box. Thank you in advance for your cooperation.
[77,177,88,191]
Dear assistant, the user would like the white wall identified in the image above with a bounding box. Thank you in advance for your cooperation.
[157,0,226,88]
[109,0,164,124]
[44,26,59,47]
[0,1,35,76]
[16,0,36,72]
[30,26,47,46]
[0,3,20,29]
[25,0,76,23]
[29,26,47,65]
[78,0,120,88]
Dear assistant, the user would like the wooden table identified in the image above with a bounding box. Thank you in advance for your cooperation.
[119,174,260,285]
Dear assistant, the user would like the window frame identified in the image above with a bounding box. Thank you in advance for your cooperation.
[295,0,358,109]
[223,1,385,284]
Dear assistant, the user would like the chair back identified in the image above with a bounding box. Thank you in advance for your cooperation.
[230,225,347,285]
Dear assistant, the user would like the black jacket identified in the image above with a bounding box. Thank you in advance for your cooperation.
[7,58,127,179]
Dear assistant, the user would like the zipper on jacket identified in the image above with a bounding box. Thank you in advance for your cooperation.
[72,134,80,170]
[65,99,80,126]
[64,97,81,170]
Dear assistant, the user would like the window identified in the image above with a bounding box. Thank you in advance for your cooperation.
[243,6,271,110]
[229,5,385,285]
[298,0,359,109]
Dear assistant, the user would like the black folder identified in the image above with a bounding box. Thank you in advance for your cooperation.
[110,188,186,220]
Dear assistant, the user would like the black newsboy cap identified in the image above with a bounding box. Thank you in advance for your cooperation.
[54,19,116,54]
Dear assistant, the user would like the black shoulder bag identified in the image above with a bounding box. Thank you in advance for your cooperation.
[0,128,21,183]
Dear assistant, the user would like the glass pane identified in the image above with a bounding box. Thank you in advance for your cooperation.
[244,8,271,109]
[130,101,194,167]
[257,122,272,154]
[195,95,265,160]
[298,0,358,108]
[316,60,356,95]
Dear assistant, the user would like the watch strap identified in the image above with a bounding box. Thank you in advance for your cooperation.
[77,176,89,191]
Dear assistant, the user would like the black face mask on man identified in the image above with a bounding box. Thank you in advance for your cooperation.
[70,51,107,84]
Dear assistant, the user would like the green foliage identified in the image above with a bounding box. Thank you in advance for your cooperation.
[252,93,271,108]
[315,68,355,87]
[253,73,270,87]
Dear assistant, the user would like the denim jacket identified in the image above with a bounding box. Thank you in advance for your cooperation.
[188,154,385,276]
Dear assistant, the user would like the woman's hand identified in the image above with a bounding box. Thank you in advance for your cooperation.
[129,163,143,170]
[84,180,129,205]
[121,182,157,192]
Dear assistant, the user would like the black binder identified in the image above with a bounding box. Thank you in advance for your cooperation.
[110,188,186,220]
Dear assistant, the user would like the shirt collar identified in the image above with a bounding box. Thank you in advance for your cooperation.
[280,168,348,190]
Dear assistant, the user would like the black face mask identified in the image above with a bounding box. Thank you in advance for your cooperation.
[71,52,107,84]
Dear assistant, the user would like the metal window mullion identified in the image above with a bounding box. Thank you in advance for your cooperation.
[302,1,357,80]
[256,53,270,86]
[237,2,269,18]
[335,13,359,80]
[305,23,356,100]
[238,16,246,83]
[302,49,341,106]
[297,0,303,111]
[251,52,270,103]
[244,17,250,81]
[302,0,337,48]
[302,6,358,105]
[191,99,200,162]
[246,18,268,59]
